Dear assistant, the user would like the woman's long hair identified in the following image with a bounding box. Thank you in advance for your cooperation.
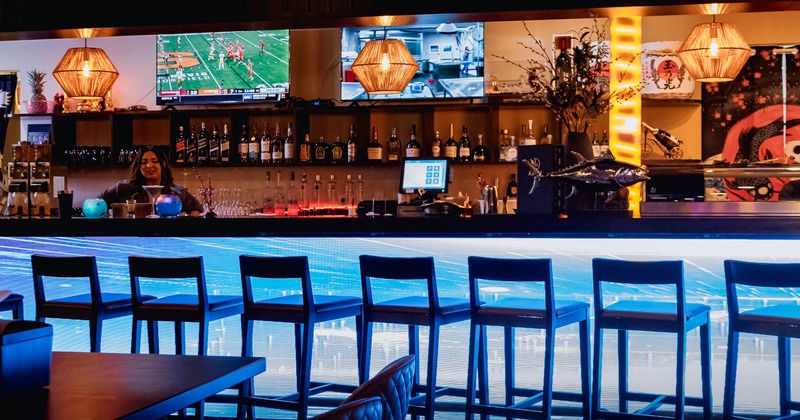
[128,146,175,189]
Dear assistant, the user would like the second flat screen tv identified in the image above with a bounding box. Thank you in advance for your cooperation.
[156,29,290,106]
[341,22,485,101]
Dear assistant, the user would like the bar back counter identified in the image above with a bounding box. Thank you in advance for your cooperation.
[0,214,797,417]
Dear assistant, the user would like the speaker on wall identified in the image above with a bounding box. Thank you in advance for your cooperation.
[517,144,566,214]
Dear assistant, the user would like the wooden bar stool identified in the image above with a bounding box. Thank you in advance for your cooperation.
[591,258,712,420]
[465,256,591,419]
[238,255,363,420]
[32,254,149,352]
[0,292,24,319]
[723,260,800,419]
[359,254,471,419]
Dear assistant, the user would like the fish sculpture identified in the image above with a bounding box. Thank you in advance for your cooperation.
[522,150,650,198]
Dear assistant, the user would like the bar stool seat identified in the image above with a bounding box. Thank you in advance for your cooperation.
[465,256,591,419]
[359,254,471,419]
[723,259,800,419]
[591,258,712,420]
[0,292,24,319]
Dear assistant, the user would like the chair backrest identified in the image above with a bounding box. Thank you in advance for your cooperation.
[239,255,314,308]
[359,255,438,308]
[31,254,100,304]
[592,258,686,318]
[315,396,383,420]
[343,354,416,420]
[723,259,800,319]
[468,256,555,316]
[128,255,207,307]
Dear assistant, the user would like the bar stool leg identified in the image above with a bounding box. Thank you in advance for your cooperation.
[424,324,440,420]
[617,329,628,413]
[504,326,514,414]
[579,318,591,420]
[175,321,186,355]
[360,321,373,384]
[701,322,712,420]
[297,321,314,420]
[723,330,739,419]
[676,331,687,419]
[90,315,102,352]
[148,322,160,354]
[779,337,790,416]
[199,321,210,356]
[592,326,603,417]
[542,327,555,419]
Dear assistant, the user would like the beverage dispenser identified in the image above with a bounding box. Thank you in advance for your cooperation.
[6,162,30,218]
[29,162,51,217]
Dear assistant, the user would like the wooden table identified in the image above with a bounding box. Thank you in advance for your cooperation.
[2,351,266,420]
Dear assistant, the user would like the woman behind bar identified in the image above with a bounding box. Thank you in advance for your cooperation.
[97,146,204,217]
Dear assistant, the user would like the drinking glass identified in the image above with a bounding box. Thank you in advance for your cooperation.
[126,198,137,218]
[142,185,164,219]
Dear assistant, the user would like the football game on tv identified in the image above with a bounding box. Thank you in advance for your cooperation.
[156,29,289,106]
[341,22,484,101]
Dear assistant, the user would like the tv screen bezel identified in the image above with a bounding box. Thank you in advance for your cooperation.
[155,29,290,106]
[399,158,451,195]
[341,22,485,102]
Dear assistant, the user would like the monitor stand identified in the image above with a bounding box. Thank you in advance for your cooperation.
[409,190,439,205]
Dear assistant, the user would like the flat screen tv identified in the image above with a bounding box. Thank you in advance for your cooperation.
[156,30,289,106]
[399,159,450,197]
[341,22,485,101]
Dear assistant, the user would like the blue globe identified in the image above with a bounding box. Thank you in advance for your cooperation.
[155,193,182,218]
[82,198,108,219]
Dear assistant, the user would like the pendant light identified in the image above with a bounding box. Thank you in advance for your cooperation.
[53,38,119,100]
[676,16,752,82]
[351,28,418,95]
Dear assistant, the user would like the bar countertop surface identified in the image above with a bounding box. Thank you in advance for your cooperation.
[3,213,800,239]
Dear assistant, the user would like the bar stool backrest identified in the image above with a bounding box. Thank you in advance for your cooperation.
[32,254,101,305]
[239,255,314,308]
[128,255,207,308]
[359,255,438,309]
[723,259,800,327]
[468,256,555,318]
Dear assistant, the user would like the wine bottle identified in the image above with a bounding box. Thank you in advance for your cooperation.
[331,136,346,164]
[286,170,300,216]
[498,129,509,162]
[506,173,518,198]
[248,122,260,165]
[260,122,271,164]
[458,124,472,162]
[284,122,296,164]
[347,124,358,164]
[313,136,331,164]
[522,119,537,146]
[367,126,383,163]
[312,174,322,207]
[274,170,286,216]
[555,36,572,82]
[592,130,601,158]
[299,133,312,164]
[272,122,284,165]
[541,123,553,144]
[406,124,421,159]
[387,127,401,162]
[174,125,186,165]
[642,122,681,150]
[237,124,249,165]
[299,172,309,209]
[208,123,220,165]
[197,122,209,166]
[431,130,442,158]
[262,171,274,215]
[186,125,198,165]
[220,124,231,164]
[473,133,487,162]
[600,130,609,154]
[444,124,458,162]
[327,174,337,206]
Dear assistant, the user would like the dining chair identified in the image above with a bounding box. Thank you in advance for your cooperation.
[341,354,416,420]
[314,396,383,420]
[591,258,712,420]
[238,254,363,420]
[32,254,149,352]
[0,292,24,320]
[723,259,800,419]
[359,254,471,419]
[465,256,591,419]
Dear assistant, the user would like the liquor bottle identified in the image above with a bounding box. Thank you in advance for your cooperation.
[431,130,442,158]
[555,35,572,82]
[220,124,231,165]
[444,124,458,162]
[208,123,220,165]
[262,171,274,215]
[284,122,296,165]
[355,174,365,204]
[591,130,601,158]
[299,172,309,209]
[327,174,337,206]
[248,123,260,165]
[473,133,488,162]
[522,119,537,146]
[174,125,186,165]
[299,133,312,164]
[387,127,401,162]
[458,125,472,162]
[642,122,681,150]
[541,123,553,144]
[260,122,271,164]
[344,174,355,216]
[313,136,331,164]
[272,122,284,165]
[330,136,346,164]
[238,124,249,165]
[274,170,286,216]
[197,122,209,165]
[312,174,322,207]
[347,124,358,164]
[406,124,421,159]
[600,130,609,154]
[506,135,518,162]
[286,171,300,216]
[367,126,383,163]
[186,125,198,165]
[506,173,518,198]
[499,129,510,162]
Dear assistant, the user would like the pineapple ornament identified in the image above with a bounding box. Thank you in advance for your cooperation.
[27,69,48,114]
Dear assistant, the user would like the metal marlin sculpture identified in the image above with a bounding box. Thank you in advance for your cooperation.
[522,150,650,198]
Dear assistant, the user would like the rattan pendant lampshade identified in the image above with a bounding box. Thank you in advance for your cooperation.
[53,39,119,100]
[677,20,752,82]
[351,38,418,95]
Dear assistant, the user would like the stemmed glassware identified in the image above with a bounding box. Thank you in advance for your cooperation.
[142,185,164,219]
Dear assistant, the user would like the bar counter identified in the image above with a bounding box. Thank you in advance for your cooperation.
[2,213,800,239]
